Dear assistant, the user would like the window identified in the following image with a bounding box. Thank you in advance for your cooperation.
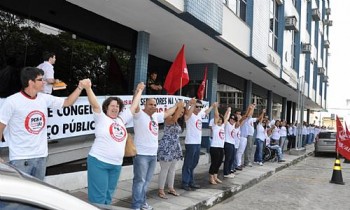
[291,31,296,69]
[225,0,247,22]
[269,0,279,52]
[219,91,243,110]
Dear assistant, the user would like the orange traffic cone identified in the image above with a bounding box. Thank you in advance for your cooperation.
[330,158,345,185]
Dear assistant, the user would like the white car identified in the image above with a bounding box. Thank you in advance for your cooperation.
[314,130,336,156]
[0,162,122,210]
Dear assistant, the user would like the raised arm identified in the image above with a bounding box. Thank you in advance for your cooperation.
[84,79,100,113]
[166,101,185,124]
[184,98,196,121]
[213,103,219,125]
[63,79,89,107]
[130,82,145,115]
[238,103,256,124]
[205,102,217,115]
[223,107,231,124]
[164,103,178,119]
[257,109,266,123]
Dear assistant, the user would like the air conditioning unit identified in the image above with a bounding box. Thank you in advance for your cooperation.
[326,8,331,15]
[285,16,298,31]
[318,67,325,75]
[276,0,283,5]
[312,8,321,21]
[301,43,312,54]
[324,40,330,48]
[323,75,329,83]
[323,19,333,26]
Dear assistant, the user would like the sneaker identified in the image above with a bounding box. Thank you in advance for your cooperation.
[182,185,193,191]
[224,174,235,178]
[235,166,243,171]
[141,203,153,210]
[253,161,258,164]
[248,163,253,167]
[259,162,263,166]
[190,184,201,189]
[230,169,236,173]
[278,159,286,163]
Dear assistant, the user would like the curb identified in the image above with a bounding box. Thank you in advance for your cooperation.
[185,150,314,210]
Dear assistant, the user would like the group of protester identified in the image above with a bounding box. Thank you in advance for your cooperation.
[0,57,323,210]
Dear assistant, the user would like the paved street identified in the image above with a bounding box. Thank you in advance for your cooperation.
[209,155,350,210]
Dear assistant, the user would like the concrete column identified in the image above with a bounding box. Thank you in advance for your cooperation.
[292,102,296,123]
[281,97,287,120]
[243,80,252,111]
[134,31,149,87]
[287,101,292,123]
[306,109,310,124]
[267,90,273,119]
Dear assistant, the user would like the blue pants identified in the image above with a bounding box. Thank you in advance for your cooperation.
[182,144,201,187]
[9,157,47,180]
[131,155,157,209]
[254,139,264,162]
[223,142,235,175]
[87,155,122,205]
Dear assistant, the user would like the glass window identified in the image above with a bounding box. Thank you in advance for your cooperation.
[225,0,246,22]
[0,200,46,210]
[268,0,279,52]
[0,9,131,98]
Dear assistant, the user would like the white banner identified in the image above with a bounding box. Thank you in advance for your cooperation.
[0,95,209,146]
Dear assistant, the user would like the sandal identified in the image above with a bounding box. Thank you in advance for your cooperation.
[158,189,168,199]
[168,189,179,196]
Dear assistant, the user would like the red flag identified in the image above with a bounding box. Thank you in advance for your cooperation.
[197,66,207,100]
[336,116,350,160]
[163,45,189,94]
[345,121,350,135]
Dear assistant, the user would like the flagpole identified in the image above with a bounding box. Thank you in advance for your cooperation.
[180,77,183,96]
[204,79,208,100]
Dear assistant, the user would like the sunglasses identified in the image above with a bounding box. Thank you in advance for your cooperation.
[196,106,203,108]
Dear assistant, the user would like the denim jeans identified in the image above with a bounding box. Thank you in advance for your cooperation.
[131,155,157,209]
[87,155,122,205]
[182,144,201,187]
[223,142,235,175]
[9,157,47,180]
[269,145,283,160]
[254,139,264,162]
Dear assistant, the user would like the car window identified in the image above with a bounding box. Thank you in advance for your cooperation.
[0,200,48,210]
[318,132,336,139]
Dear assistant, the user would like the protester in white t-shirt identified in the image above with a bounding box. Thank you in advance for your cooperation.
[0,67,87,180]
[37,52,59,94]
[85,81,144,205]
[131,98,178,210]
[208,104,230,185]
[182,98,215,191]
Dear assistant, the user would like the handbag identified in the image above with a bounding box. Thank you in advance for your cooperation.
[124,133,137,157]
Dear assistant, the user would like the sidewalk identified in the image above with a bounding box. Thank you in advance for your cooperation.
[70,145,314,210]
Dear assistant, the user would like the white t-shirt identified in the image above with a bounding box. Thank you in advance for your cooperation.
[0,92,64,161]
[37,61,54,94]
[133,110,164,155]
[224,122,235,145]
[270,127,280,140]
[185,110,206,144]
[247,117,257,136]
[210,124,225,148]
[255,123,266,141]
[279,126,287,137]
[89,109,132,165]
[233,126,241,149]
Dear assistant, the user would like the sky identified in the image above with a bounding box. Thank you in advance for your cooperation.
[324,0,350,119]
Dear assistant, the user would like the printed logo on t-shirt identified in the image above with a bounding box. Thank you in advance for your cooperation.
[230,130,235,138]
[195,119,202,130]
[149,120,158,136]
[24,110,46,134]
[219,128,225,140]
[109,122,127,142]
[237,130,241,138]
